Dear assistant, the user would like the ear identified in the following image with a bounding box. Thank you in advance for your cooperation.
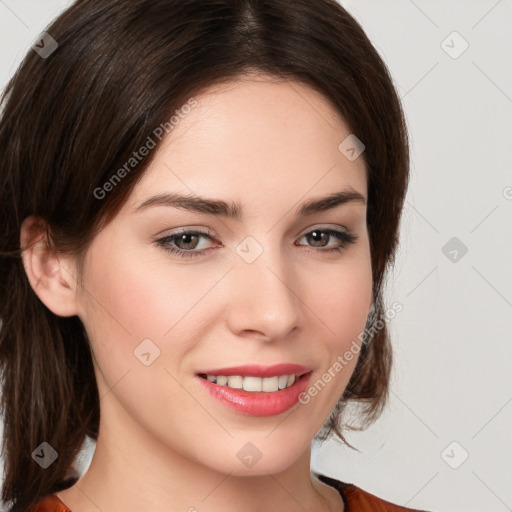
[19,215,80,317]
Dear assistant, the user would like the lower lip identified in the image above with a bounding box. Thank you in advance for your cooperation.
[196,372,313,417]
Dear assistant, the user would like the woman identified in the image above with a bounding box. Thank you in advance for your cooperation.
[0,0,426,510]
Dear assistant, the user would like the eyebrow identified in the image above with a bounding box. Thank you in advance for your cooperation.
[133,188,366,219]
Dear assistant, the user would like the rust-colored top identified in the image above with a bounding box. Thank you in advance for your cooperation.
[30,495,71,512]
[30,474,431,512]
[315,474,431,511]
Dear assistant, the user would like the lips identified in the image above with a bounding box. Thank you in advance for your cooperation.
[194,363,314,416]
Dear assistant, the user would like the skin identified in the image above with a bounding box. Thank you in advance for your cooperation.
[21,75,372,512]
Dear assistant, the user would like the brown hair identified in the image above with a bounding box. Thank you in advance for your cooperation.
[0,0,409,509]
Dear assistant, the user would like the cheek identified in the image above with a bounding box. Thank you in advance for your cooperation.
[76,241,228,388]
[312,245,373,348]
[81,237,202,338]
[302,244,373,401]
[258,246,369,443]
[75,244,178,386]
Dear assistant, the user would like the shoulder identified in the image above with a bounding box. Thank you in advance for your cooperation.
[29,494,71,512]
[314,473,433,512]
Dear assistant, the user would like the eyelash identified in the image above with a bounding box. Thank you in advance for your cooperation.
[154,227,358,259]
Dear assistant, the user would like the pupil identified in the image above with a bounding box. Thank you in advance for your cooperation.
[180,234,196,249]
[311,230,325,246]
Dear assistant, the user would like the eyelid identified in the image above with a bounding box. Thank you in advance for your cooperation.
[158,223,350,239]
[157,226,220,242]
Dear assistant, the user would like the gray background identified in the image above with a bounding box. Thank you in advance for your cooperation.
[1,1,511,511]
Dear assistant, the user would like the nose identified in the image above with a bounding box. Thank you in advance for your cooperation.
[225,240,303,341]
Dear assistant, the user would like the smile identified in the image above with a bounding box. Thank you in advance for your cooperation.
[195,364,314,416]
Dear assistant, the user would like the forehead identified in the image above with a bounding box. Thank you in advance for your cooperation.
[125,76,367,213]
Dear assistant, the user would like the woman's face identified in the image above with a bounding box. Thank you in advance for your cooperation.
[73,76,372,475]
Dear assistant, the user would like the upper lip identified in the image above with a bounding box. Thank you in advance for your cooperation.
[196,364,312,378]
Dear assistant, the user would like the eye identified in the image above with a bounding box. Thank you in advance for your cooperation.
[296,228,358,254]
[155,229,218,259]
[154,227,358,259]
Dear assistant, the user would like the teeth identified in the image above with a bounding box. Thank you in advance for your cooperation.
[217,375,228,386]
[262,376,278,392]
[203,374,298,392]
[227,375,243,389]
[243,376,262,392]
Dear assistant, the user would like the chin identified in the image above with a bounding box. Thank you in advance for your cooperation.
[193,431,311,477]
